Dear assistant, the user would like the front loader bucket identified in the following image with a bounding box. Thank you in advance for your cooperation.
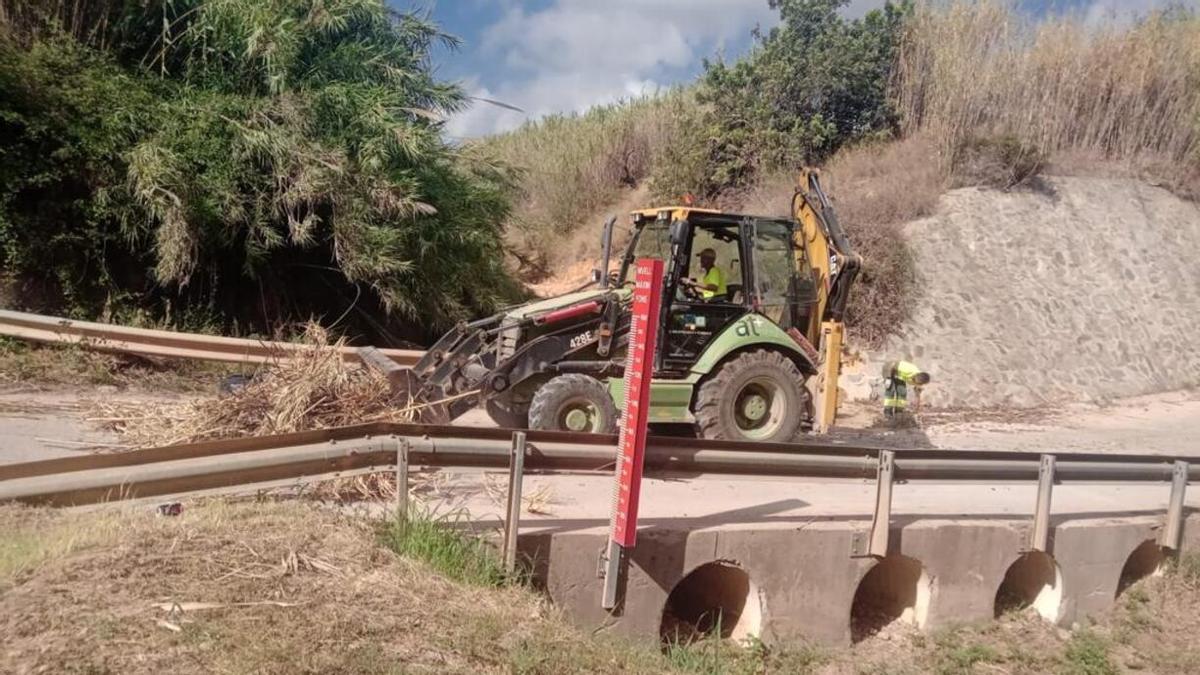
[357,346,441,420]
[373,315,502,425]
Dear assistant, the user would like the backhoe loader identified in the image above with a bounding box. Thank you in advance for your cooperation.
[397,170,860,441]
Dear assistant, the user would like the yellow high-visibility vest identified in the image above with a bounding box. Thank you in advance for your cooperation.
[700,266,727,299]
[894,360,923,384]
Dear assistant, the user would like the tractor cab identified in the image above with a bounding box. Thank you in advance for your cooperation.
[613,208,821,376]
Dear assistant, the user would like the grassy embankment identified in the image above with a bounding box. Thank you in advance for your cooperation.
[3,500,1200,674]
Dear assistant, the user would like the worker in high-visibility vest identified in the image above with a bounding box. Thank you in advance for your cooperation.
[684,248,727,300]
[882,360,930,418]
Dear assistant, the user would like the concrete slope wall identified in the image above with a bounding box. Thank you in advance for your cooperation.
[879,176,1200,409]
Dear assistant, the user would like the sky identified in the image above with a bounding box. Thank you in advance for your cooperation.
[412,0,1198,139]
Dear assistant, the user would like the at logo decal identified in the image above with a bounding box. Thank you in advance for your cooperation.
[734,318,762,337]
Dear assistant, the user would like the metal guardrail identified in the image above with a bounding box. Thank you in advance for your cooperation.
[0,309,423,366]
[1,423,1193,557]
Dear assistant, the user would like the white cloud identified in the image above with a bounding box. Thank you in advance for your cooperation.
[446,0,1200,138]
[445,0,777,138]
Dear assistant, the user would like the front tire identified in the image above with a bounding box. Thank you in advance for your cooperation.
[528,374,619,434]
[485,396,530,429]
[694,349,809,442]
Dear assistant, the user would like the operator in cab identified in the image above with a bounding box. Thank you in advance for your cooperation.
[684,247,727,300]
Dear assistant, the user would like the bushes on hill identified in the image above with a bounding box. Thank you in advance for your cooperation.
[657,0,910,201]
[481,1,912,281]
[475,94,693,277]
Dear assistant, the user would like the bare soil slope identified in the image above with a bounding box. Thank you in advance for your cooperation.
[882,176,1200,409]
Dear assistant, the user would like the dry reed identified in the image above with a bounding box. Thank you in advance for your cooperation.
[90,324,414,448]
[477,92,691,278]
[895,0,1200,170]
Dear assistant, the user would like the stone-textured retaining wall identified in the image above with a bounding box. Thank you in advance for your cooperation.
[873,176,1200,408]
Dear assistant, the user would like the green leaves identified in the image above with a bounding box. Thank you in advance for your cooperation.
[0,0,519,336]
[674,0,910,199]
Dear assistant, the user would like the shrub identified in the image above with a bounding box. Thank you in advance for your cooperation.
[1062,630,1117,675]
[952,135,1048,190]
[380,510,508,587]
[688,0,911,198]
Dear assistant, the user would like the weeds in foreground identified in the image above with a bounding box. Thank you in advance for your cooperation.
[661,628,826,675]
[0,507,124,587]
[932,639,1000,675]
[1168,550,1200,587]
[378,508,509,587]
[1062,630,1118,675]
[11,502,1200,674]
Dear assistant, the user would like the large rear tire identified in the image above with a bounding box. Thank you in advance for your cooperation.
[694,349,809,442]
[528,374,619,434]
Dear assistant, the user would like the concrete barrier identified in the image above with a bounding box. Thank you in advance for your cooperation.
[515,511,1197,646]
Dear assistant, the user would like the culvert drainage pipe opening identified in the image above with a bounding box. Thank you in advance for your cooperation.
[1117,540,1167,598]
[850,555,931,643]
[659,560,762,645]
[994,551,1063,622]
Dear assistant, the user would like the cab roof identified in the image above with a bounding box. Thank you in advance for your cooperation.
[629,206,724,219]
[630,206,791,228]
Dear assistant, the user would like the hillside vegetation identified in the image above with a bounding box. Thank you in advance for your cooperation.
[481,0,1200,346]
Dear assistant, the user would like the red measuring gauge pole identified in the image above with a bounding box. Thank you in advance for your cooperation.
[601,257,664,610]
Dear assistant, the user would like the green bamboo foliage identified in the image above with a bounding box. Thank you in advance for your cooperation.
[0,0,519,336]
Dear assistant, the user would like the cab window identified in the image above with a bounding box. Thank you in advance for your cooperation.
[686,226,742,303]
[752,220,796,328]
[621,221,670,285]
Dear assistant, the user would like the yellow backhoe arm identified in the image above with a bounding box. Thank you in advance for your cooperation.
[792,169,862,433]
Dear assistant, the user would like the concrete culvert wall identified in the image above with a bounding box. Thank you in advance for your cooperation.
[659,560,762,645]
[1116,540,1167,597]
[994,551,1064,622]
[850,555,931,642]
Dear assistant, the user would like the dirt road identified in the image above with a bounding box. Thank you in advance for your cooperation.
[0,388,124,464]
[833,389,1200,454]
[1,385,1198,466]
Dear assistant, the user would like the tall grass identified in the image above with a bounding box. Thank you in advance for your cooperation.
[475,91,693,277]
[379,510,509,587]
[895,0,1200,169]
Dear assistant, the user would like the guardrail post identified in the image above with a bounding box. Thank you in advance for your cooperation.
[1030,454,1056,552]
[1161,460,1188,550]
[867,450,895,557]
[395,437,409,520]
[502,432,527,574]
[600,540,622,609]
